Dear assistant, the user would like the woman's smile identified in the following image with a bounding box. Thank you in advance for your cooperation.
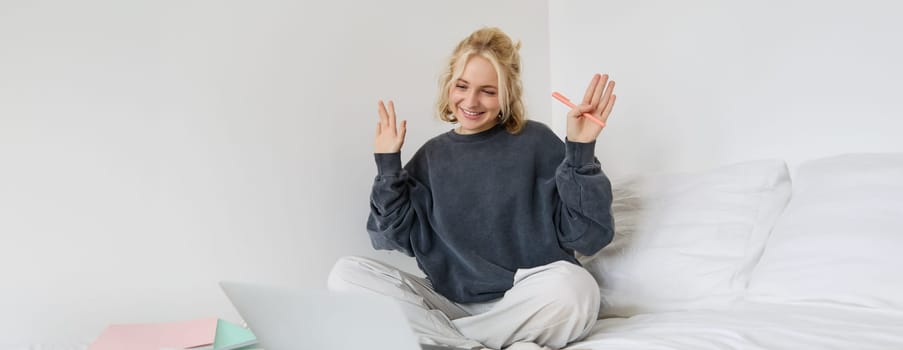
[460,107,486,120]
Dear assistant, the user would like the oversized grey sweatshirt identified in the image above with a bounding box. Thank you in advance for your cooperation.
[367,120,614,303]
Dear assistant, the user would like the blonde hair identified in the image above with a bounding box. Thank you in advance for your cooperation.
[436,27,526,134]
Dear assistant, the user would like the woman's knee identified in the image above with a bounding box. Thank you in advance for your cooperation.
[517,261,601,318]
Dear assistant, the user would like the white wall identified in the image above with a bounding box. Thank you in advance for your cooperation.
[13,0,898,345]
[0,0,550,345]
[550,0,903,179]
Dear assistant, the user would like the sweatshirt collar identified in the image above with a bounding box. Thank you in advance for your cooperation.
[444,122,505,143]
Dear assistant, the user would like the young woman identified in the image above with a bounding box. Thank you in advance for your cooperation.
[328,27,617,350]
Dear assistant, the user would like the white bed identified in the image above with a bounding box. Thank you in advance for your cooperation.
[573,301,903,349]
[563,153,903,350]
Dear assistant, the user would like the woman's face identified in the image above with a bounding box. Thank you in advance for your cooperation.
[449,55,502,135]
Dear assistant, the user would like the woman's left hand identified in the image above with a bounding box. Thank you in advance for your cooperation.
[567,73,617,143]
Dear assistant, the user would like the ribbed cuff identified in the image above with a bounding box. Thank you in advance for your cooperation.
[564,139,596,166]
[374,152,402,176]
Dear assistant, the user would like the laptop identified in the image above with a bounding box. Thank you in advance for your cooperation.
[219,281,474,350]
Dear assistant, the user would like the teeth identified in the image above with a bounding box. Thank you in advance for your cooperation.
[462,108,483,116]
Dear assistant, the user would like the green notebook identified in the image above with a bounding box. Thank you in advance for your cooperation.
[213,319,258,350]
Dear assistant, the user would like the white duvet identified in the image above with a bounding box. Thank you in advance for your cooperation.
[9,303,903,350]
[567,301,903,350]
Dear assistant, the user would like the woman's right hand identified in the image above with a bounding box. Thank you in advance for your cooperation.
[375,100,407,154]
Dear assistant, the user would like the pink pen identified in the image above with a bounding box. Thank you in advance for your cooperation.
[551,92,606,128]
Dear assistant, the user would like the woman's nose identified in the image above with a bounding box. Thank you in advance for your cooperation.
[463,90,480,107]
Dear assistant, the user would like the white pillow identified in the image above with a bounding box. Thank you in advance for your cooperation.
[581,159,791,317]
[748,153,903,309]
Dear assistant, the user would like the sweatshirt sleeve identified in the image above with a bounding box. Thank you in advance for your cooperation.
[366,152,428,257]
[554,139,615,256]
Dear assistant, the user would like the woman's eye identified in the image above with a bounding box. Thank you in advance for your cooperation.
[456,85,467,90]
[483,90,496,95]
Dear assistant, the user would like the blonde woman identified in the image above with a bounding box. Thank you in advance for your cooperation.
[329,27,617,350]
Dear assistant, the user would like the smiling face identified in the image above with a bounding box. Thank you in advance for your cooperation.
[449,55,502,135]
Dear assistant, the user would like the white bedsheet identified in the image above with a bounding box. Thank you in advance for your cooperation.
[10,302,903,350]
[567,301,903,350]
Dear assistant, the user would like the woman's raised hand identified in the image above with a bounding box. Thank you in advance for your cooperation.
[566,74,617,143]
[375,100,407,154]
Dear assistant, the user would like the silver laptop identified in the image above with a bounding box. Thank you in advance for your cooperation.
[219,281,473,350]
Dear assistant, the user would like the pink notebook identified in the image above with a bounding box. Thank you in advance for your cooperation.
[89,317,218,350]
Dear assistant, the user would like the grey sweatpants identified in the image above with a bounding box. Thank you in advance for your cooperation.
[326,256,600,350]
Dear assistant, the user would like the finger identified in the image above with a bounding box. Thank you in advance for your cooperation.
[399,120,407,143]
[375,121,381,137]
[600,94,617,122]
[581,74,601,105]
[387,100,397,131]
[597,80,615,116]
[377,100,389,128]
[567,104,595,119]
[590,74,609,111]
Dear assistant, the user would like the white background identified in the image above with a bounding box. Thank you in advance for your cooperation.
[2,0,902,346]
[550,0,903,178]
[0,0,550,345]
